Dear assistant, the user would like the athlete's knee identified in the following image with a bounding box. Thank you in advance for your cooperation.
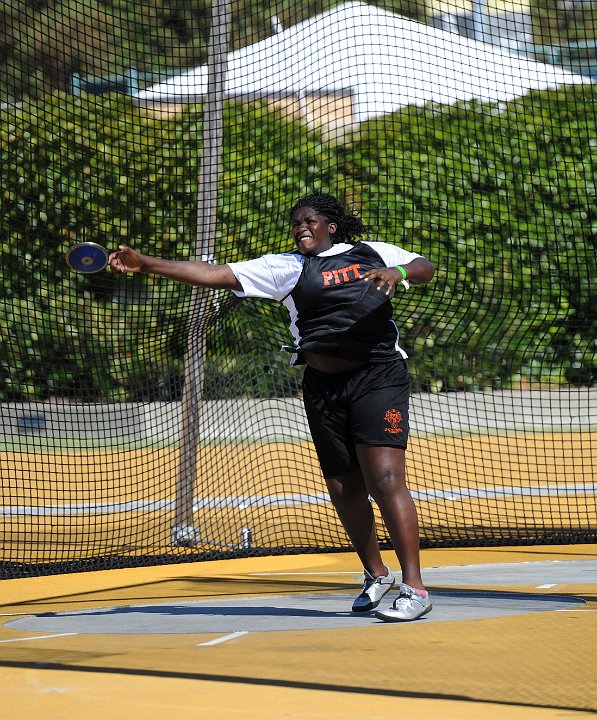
[366,467,407,499]
[325,470,367,506]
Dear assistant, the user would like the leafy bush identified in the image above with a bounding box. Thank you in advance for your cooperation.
[340,85,597,390]
[1,86,595,400]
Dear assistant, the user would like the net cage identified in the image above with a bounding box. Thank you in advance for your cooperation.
[0,0,596,579]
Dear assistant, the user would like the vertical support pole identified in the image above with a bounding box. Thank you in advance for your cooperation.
[71,73,82,95]
[472,0,488,44]
[125,67,139,96]
[172,0,231,547]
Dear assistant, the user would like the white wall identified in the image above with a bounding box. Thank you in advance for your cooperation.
[1,389,595,444]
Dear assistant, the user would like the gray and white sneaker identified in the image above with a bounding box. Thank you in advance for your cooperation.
[352,566,395,612]
[375,583,432,622]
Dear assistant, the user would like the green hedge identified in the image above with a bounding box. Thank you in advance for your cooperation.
[0,86,596,400]
[342,85,597,391]
[0,94,345,400]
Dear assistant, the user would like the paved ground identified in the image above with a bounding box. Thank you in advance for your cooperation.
[5,560,591,635]
[1,545,596,720]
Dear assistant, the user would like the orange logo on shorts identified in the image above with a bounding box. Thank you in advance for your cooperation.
[384,409,403,434]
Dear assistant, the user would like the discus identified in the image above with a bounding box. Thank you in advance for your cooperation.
[65,242,110,274]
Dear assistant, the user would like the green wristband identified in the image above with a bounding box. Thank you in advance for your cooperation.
[396,265,407,281]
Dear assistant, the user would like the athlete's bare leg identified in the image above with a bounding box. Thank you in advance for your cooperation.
[324,448,424,589]
[324,467,387,579]
[355,445,424,590]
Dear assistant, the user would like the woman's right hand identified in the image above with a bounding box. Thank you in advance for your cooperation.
[109,245,145,273]
[108,246,242,290]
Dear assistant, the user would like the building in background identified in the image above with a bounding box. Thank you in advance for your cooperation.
[135,1,588,129]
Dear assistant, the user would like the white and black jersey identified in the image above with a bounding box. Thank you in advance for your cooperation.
[228,241,421,364]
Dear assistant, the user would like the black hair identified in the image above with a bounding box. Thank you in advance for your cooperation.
[289,191,369,244]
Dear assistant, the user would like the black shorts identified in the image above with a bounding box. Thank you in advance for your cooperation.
[302,358,410,478]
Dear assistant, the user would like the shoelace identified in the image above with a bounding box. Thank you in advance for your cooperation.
[394,587,419,608]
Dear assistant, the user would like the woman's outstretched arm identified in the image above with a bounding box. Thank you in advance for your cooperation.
[109,245,242,291]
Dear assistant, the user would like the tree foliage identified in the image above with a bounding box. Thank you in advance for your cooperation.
[1,85,596,400]
[341,86,597,390]
[530,0,597,46]
[0,0,429,101]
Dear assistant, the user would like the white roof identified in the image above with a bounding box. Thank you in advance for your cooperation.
[136,1,588,122]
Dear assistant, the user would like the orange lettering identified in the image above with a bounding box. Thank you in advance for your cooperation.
[349,263,362,279]
[322,264,364,286]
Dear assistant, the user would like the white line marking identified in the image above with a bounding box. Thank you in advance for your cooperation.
[537,584,558,589]
[198,631,248,646]
[556,609,596,612]
[1,483,595,516]
[0,633,77,643]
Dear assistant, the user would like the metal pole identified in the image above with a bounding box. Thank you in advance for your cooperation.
[172,0,231,546]
[472,0,488,44]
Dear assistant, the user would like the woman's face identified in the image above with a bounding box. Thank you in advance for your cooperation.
[291,207,337,256]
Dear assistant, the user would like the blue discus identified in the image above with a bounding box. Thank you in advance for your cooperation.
[65,242,109,273]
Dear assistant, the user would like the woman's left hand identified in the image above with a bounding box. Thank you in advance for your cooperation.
[361,267,403,295]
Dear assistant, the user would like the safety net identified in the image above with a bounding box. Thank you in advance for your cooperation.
[1,0,596,578]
